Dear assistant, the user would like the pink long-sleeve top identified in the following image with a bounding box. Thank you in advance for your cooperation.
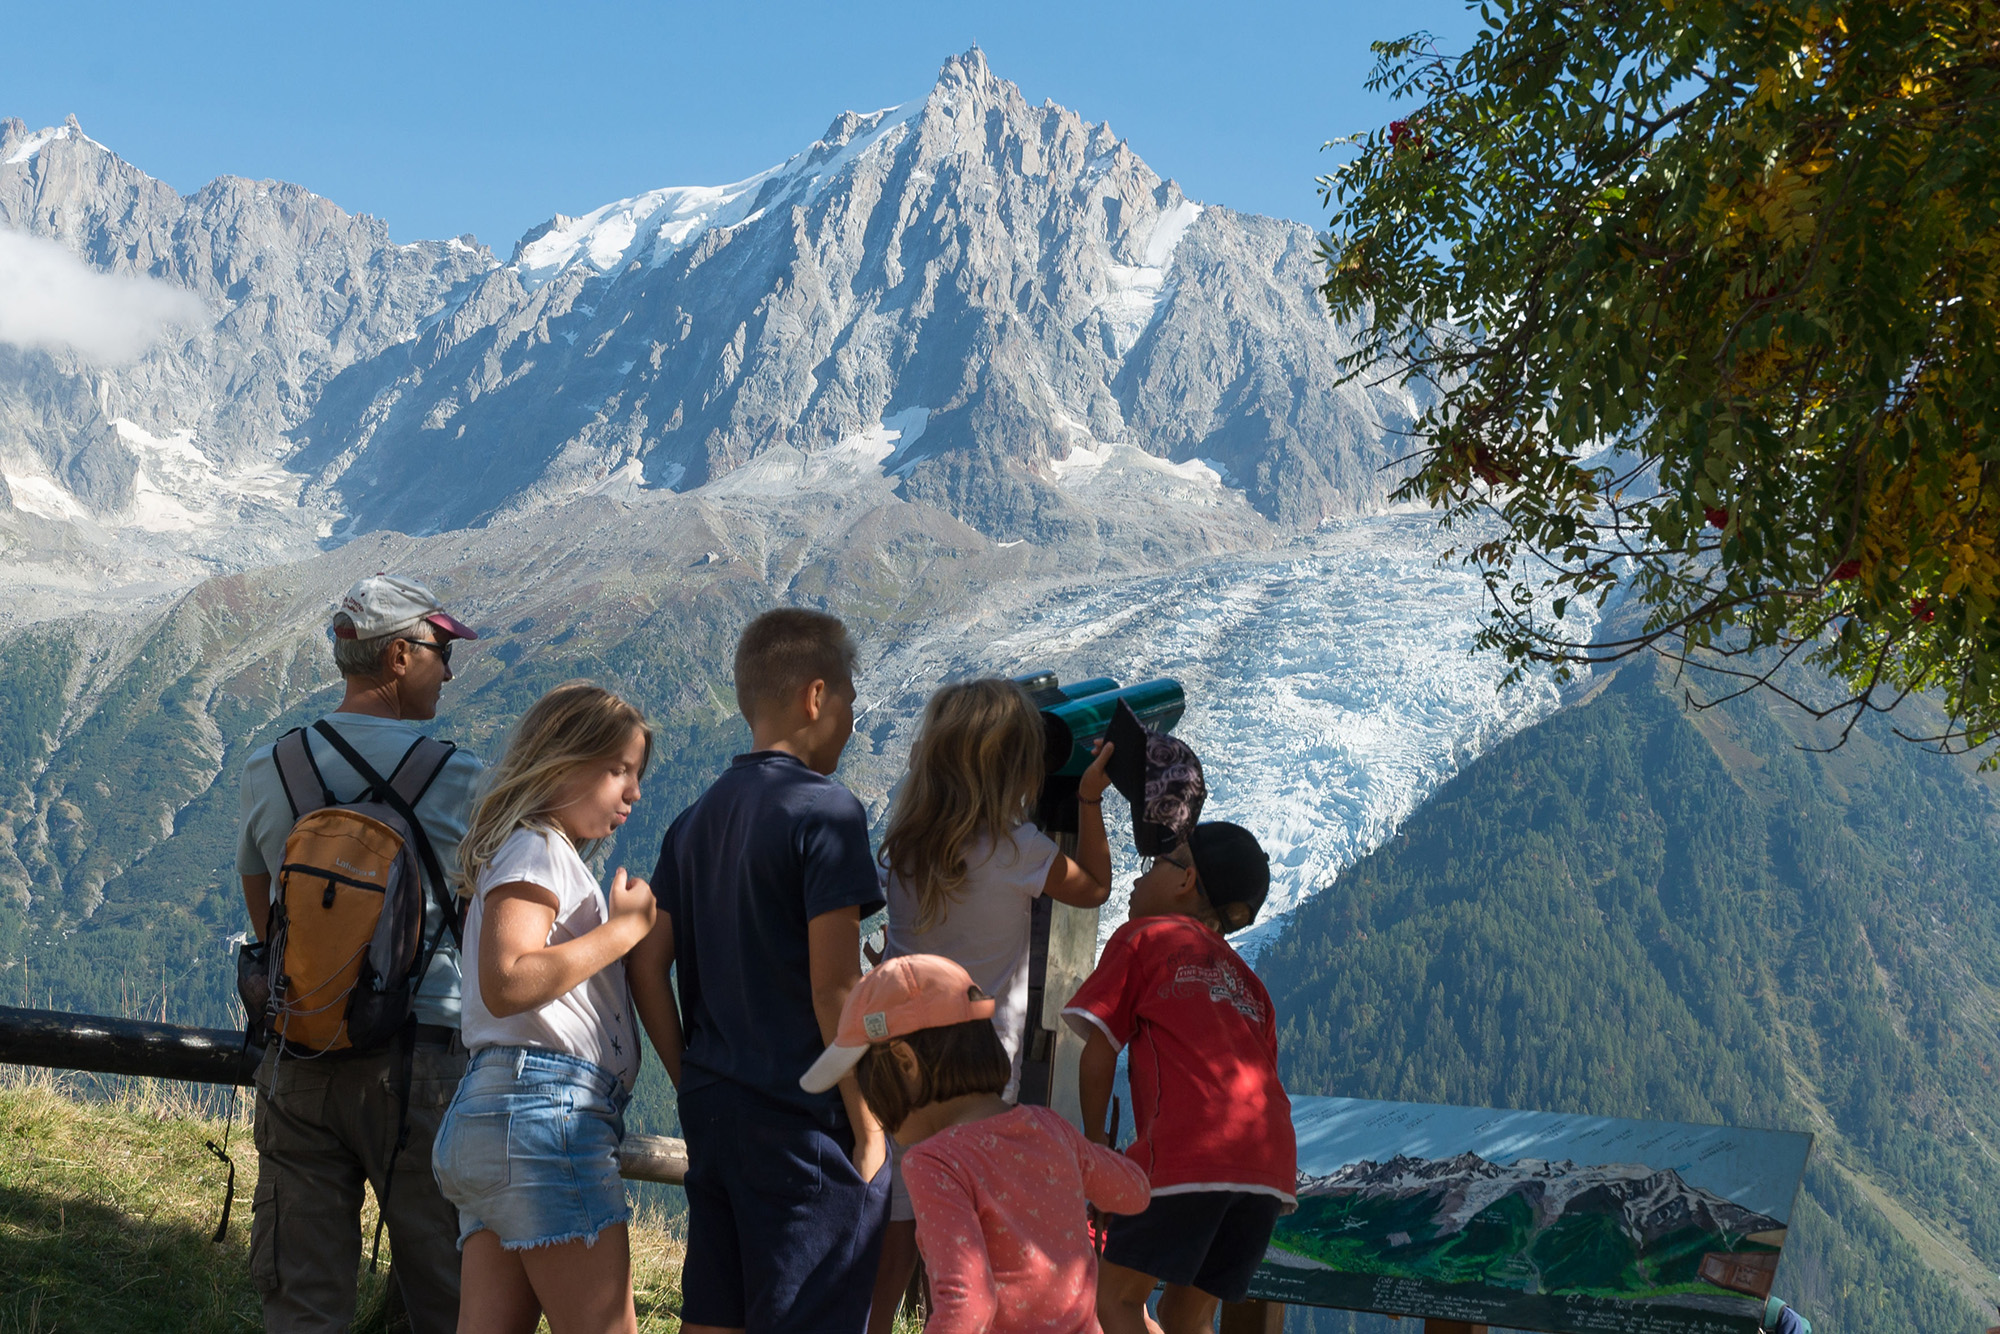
[902,1104,1152,1334]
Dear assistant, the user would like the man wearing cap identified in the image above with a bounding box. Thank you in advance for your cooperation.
[235,574,484,1333]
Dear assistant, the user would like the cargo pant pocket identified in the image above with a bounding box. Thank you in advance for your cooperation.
[248,1174,280,1297]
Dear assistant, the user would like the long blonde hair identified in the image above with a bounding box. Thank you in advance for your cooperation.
[457,681,653,896]
[879,679,1047,932]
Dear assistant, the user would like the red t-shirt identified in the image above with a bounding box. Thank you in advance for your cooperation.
[1063,915,1297,1202]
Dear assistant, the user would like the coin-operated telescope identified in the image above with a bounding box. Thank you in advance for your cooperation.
[1009,670,1186,1115]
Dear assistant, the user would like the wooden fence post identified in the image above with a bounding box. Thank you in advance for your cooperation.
[1219,1300,1283,1334]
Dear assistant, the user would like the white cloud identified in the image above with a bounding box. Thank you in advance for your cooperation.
[0,229,206,364]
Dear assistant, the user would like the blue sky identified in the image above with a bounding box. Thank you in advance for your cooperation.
[4,1,1480,250]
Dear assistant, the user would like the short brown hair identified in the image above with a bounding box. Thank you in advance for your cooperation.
[328,612,397,679]
[855,1020,1011,1133]
[734,608,857,719]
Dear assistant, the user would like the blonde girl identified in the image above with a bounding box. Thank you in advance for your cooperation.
[432,681,655,1334]
[866,677,1115,1334]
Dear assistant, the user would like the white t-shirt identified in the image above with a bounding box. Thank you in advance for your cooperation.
[460,826,640,1089]
[884,823,1059,1103]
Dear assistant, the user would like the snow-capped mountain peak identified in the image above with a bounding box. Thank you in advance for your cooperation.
[1,114,104,166]
[4,47,1420,617]
[510,100,921,290]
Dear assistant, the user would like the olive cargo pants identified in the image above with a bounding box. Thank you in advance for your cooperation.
[250,1035,466,1333]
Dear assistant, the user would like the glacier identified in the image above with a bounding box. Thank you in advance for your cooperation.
[848,511,1598,956]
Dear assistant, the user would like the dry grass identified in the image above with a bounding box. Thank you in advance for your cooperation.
[0,1071,926,1334]
[0,1070,701,1334]
[0,1066,269,1332]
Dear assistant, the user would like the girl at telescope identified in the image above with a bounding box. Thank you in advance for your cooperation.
[866,677,1116,1334]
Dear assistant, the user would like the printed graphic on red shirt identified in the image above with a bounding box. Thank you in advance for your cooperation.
[1064,915,1297,1201]
[1162,958,1267,1021]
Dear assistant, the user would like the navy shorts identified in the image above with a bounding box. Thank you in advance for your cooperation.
[1100,1190,1285,1303]
[678,1079,890,1331]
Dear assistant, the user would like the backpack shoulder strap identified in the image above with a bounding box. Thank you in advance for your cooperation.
[386,737,457,811]
[311,721,461,949]
[272,727,335,822]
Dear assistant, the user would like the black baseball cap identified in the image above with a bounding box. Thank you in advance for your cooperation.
[1188,822,1270,927]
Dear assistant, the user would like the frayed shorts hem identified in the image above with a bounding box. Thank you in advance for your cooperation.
[463,1217,629,1253]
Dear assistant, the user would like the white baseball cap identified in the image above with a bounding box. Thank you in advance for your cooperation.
[331,574,478,642]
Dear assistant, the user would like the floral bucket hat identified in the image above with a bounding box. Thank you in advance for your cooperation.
[1105,699,1206,855]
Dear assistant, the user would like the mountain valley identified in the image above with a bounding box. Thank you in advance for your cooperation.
[1,47,1997,1334]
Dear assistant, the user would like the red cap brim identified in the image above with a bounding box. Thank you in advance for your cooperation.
[425,612,479,641]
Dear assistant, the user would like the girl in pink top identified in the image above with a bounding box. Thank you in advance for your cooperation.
[802,954,1150,1334]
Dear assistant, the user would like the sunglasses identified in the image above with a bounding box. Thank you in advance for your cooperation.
[1141,853,1194,875]
[399,637,454,666]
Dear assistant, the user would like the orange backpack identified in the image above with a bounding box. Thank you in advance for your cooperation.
[258,721,459,1055]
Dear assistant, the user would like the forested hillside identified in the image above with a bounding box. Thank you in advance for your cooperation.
[1261,661,2000,1334]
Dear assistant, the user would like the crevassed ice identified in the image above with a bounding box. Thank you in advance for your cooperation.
[852,512,1597,961]
[107,419,299,530]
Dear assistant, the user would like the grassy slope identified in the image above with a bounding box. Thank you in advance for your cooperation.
[1260,660,2000,1334]
[0,1075,690,1333]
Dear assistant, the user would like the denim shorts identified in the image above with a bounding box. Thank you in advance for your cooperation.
[431,1045,631,1251]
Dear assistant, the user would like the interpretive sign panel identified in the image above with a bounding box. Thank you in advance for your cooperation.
[1247,1095,1812,1334]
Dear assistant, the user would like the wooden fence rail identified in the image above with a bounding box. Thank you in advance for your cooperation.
[0,1004,689,1185]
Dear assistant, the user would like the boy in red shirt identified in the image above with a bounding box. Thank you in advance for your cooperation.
[1064,821,1295,1334]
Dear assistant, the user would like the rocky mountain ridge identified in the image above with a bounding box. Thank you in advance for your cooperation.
[1301,1152,1785,1243]
[0,115,494,618]
[1,50,1417,625]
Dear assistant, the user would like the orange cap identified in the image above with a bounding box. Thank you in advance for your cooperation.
[799,954,996,1094]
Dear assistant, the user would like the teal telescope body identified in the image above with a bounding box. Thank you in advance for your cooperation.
[1016,674,1186,775]
[1006,668,1186,1114]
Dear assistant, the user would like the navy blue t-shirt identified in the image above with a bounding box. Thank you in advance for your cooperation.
[652,751,884,1116]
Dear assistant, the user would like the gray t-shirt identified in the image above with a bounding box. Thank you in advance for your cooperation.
[884,823,1059,1102]
[237,712,484,1028]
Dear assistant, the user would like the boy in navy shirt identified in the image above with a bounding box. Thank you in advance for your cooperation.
[630,608,890,1334]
